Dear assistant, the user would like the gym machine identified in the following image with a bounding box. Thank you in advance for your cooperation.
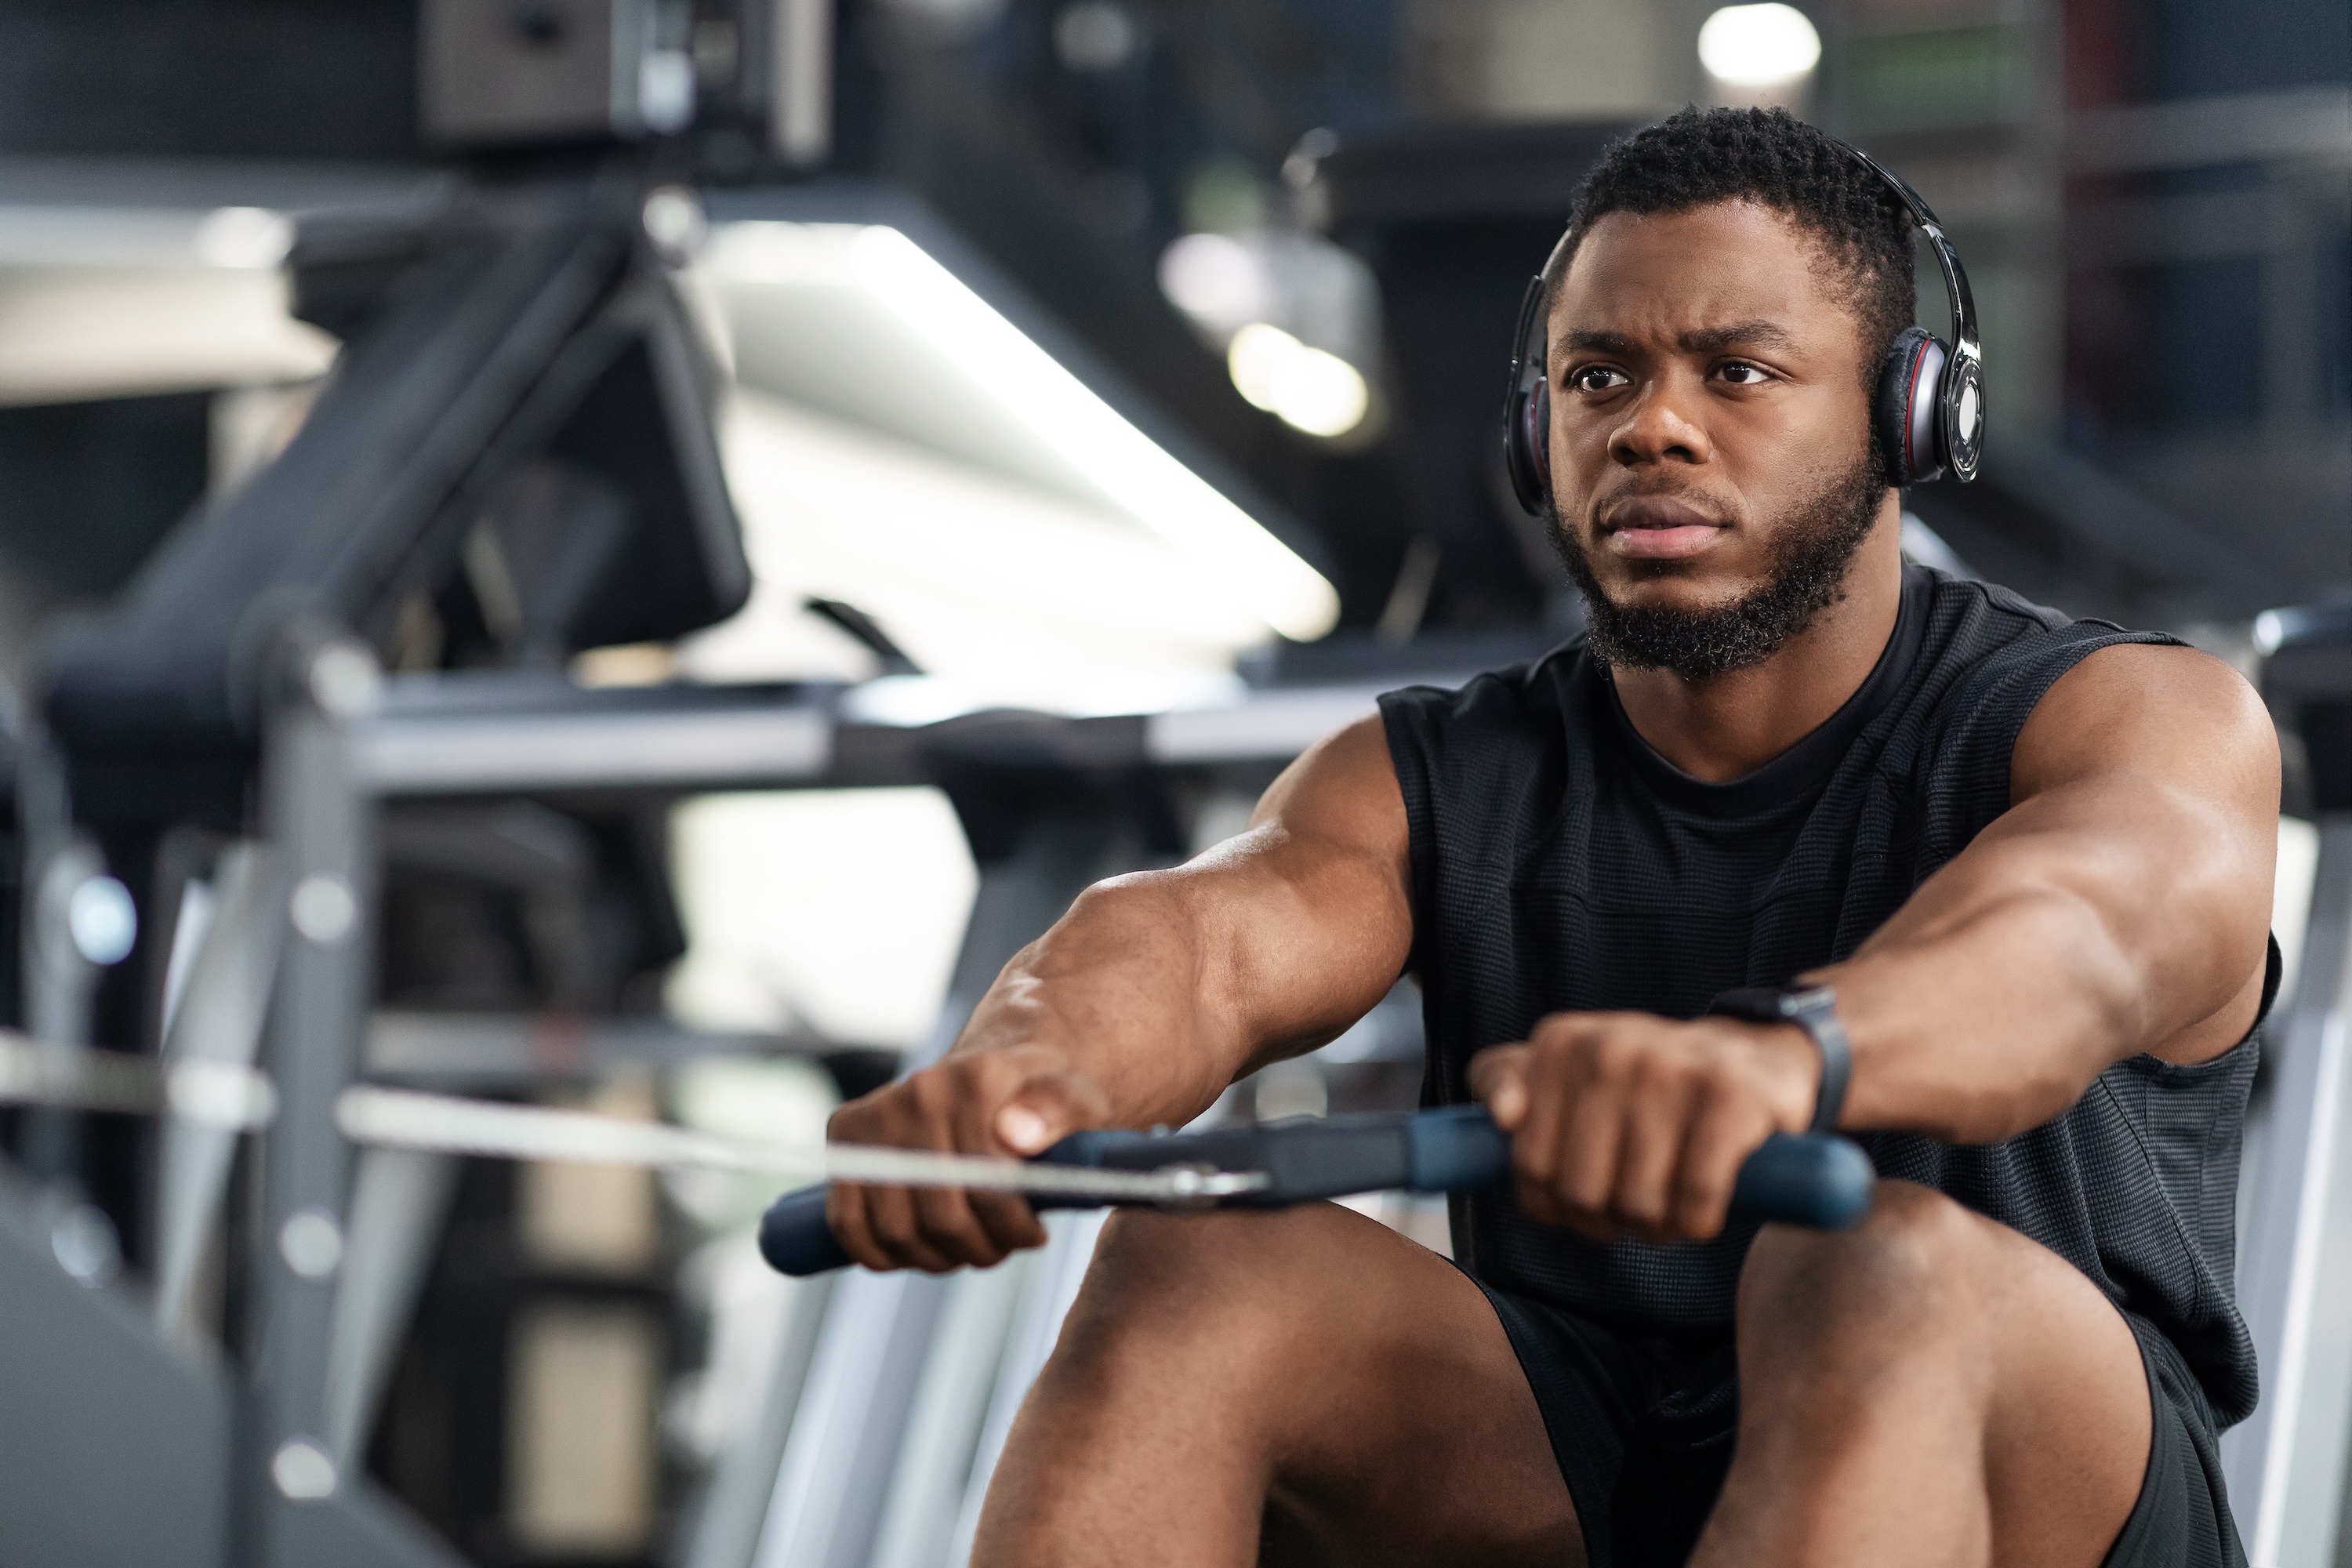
[2229,601,2352,1568]
[0,63,1512,1555]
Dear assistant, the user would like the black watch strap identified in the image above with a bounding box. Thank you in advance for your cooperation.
[1708,985,1851,1134]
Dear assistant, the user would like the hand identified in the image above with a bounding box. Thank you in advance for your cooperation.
[1468,1011,1818,1243]
[824,1044,1112,1272]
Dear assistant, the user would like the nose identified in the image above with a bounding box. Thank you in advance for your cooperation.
[1609,376,1713,469]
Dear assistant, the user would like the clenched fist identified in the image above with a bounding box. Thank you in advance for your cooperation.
[826,1044,1112,1272]
[1470,1011,1819,1243]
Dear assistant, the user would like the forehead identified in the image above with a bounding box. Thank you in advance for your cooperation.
[1549,200,1855,347]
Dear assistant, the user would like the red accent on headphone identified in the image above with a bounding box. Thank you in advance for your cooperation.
[1900,336,1932,478]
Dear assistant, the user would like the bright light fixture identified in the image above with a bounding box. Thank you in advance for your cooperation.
[194,206,294,270]
[718,223,1338,641]
[1226,322,1370,440]
[1697,4,1822,87]
[1157,232,1271,332]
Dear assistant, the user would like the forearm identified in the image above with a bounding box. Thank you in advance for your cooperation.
[947,811,1412,1131]
[1816,800,2269,1143]
[1818,887,2138,1143]
[950,869,1258,1129]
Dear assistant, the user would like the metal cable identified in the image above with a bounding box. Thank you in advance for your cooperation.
[336,1085,1266,1202]
[0,1034,1265,1203]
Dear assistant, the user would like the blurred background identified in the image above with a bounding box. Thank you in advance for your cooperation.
[0,3,2341,1567]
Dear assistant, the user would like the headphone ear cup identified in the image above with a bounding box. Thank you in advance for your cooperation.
[1504,376,1552,514]
[1500,273,1554,515]
[1874,326,1948,487]
[1529,379,1552,503]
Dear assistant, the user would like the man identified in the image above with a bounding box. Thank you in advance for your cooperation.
[827,108,2278,1567]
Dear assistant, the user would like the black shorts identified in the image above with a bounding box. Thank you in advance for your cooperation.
[1478,1282,2247,1568]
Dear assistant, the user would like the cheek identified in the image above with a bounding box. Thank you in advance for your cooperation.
[1547,414,1610,503]
[1709,394,1868,491]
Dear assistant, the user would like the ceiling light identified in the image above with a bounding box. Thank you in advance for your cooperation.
[841,227,1338,639]
[1157,232,1271,332]
[1226,323,1369,440]
[1697,4,1821,87]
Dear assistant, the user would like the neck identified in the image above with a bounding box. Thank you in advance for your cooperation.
[1606,502,1906,782]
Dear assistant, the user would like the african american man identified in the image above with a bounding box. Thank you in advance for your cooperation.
[823,108,2277,1568]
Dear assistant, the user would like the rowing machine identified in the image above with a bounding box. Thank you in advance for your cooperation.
[757,1104,1877,1276]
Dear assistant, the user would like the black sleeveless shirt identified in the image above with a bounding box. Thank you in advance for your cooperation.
[1379,566,2262,1427]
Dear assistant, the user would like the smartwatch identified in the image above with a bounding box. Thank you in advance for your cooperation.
[1707,985,1851,1134]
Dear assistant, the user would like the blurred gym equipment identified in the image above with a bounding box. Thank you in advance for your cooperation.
[0,5,2342,1568]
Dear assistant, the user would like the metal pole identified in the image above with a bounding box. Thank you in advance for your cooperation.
[2227,813,2352,1565]
[240,629,459,1568]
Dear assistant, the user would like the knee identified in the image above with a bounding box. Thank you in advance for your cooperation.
[1053,1205,1337,1374]
[1739,1180,1987,1348]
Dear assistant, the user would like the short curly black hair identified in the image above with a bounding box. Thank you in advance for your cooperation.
[1542,107,1918,394]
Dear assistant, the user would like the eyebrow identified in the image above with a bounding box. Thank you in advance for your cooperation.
[1680,320,1797,354]
[1561,328,1638,356]
[1557,320,1798,358]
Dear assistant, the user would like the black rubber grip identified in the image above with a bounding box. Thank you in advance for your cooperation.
[757,1105,1876,1277]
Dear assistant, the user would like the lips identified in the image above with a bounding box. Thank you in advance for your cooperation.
[1600,495,1728,561]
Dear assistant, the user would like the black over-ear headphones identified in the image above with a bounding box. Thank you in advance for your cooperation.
[1501,138,1984,516]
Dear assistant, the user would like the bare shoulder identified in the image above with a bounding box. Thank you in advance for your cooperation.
[2014,641,2278,800]
[1185,712,1414,1000]
[1249,713,1406,852]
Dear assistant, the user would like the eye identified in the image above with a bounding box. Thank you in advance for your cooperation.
[1568,365,1630,393]
[1716,361,1772,385]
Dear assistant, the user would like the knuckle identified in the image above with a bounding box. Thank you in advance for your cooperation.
[1588,1030,1640,1078]
[909,1072,953,1118]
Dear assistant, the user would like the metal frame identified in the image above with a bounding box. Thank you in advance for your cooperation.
[234,630,452,1568]
[2,597,1396,1568]
[2227,815,2352,1566]
[0,147,1382,1568]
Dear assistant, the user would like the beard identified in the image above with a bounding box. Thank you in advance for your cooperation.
[1552,453,1886,681]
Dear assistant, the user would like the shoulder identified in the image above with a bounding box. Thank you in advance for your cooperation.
[1911,572,2183,733]
[1375,643,1592,862]
[2016,641,2275,793]
[1377,641,1590,746]
[1922,571,2135,659]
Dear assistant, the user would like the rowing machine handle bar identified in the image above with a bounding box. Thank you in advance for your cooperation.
[757,1104,1876,1277]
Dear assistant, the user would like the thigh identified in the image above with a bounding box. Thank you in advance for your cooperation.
[2099,1324,2245,1568]
[1034,1200,1582,1568]
[1730,1182,2153,1568]
[1969,1209,2154,1566]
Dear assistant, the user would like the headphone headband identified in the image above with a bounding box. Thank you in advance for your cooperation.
[1833,143,1983,481]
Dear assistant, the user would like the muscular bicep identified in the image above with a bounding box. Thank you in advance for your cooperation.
[1860,643,2278,1067]
[1182,713,1415,1069]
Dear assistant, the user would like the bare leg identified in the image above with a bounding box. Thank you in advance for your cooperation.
[973,1202,1580,1568]
[1697,1181,2153,1568]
